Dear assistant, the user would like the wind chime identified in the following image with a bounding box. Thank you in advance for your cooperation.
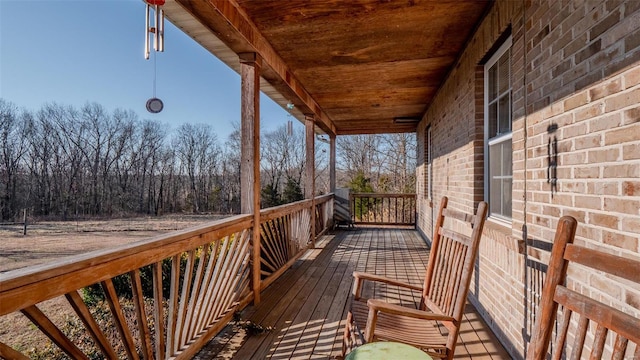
[145,0,165,113]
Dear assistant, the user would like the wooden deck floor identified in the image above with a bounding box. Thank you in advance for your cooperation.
[195,228,510,359]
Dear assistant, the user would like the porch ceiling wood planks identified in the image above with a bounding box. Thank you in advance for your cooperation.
[163,0,491,135]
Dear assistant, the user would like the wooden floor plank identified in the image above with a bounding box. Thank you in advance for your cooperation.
[327,229,369,358]
[297,238,352,359]
[459,306,511,359]
[268,260,340,358]
[318,228,371,358]
[208,237,339,359]
[241,245,340,359]
[196,228,509,359]
[246,235,346,359]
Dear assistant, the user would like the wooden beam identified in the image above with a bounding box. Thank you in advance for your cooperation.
[305,115,316,248]
[173,0,336,136]
[240,52,262,305]
[335,124,418,135]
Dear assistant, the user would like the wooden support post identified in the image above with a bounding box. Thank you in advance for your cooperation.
[329,134,336,193]
[305,115,316,248]
[240,52,262,304]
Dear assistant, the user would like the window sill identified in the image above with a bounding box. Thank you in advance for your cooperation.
[486,216,511,229]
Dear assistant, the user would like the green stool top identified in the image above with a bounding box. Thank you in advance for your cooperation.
[345,342,433,360]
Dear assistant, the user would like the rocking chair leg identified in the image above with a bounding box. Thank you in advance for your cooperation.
[342,311,353,357]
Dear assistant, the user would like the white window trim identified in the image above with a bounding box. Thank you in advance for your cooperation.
[484,36,512,225]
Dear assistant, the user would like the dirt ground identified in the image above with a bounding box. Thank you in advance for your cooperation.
[0,214,224,272]
[0,214,225,355]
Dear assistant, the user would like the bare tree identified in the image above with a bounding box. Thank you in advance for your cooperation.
[337,133,416,193]
[314,137,330,195]
[0,100,30,220]
[219,124,241,213]
[2,99,354,220]
[173,123,220,213]
[260,124,307,206]
[337,135,381,189]
[379,133,416,193]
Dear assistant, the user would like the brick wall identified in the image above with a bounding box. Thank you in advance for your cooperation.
[416,0,640,358]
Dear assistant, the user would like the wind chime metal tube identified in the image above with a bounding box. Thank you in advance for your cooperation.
[158,5,164,52]
[145,1,164,59]
[145,4,150,59]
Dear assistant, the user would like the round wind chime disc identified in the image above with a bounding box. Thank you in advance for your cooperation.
[146,98,164,113]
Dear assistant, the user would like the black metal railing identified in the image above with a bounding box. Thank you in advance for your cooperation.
[350,193,416,226]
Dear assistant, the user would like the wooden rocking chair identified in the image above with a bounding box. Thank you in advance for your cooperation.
[526,216,640,359]
[342,196,488,359]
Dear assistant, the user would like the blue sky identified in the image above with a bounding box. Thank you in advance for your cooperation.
[0,0,294,141]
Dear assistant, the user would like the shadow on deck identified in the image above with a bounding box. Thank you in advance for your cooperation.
[195,228,509,359]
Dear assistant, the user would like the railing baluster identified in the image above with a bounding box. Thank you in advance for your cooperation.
[130,269,154,360]
[21,305,89,360]
[102,279,139,360]
[194,240,222,333]
[152,262,166,360]
[185,245,210,341]
[210,232,242,319]
[176,249,196,351]
[217,233,251,316]
[385,197,388,223]
[383,197,387,223]
[203,234,232,327]
[260,220,282,275]
[402,196,406,224]
[367,197,376,223]
[395,197,398,224]
[182,256,200,344]
[166,254,181,358]
[65,290,118,359]
[274,217,288,266]
[284,213,292,257]
[0,341,29,359]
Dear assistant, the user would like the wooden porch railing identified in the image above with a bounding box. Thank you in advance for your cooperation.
[350,193,416,226]
[315,194,334,237]
[0,195,333,360]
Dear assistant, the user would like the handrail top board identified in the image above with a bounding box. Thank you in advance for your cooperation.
[0,214,252,291]
[350,193,416,198]
[1,195,334,294]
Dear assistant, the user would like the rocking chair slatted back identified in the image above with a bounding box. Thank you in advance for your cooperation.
[527,216,640,360]
[422,197,486,322]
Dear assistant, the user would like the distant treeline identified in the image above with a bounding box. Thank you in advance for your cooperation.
[0,99,242,220]
[0,99,416,221]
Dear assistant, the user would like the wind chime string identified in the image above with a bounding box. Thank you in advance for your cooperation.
[153,50,157,98]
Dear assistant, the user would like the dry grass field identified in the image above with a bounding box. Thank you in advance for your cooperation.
[0,214,225,357]
[0,214,224,272]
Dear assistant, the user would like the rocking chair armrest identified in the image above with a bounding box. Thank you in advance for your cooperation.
[353,272,423,291]
[366,299,456,323]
